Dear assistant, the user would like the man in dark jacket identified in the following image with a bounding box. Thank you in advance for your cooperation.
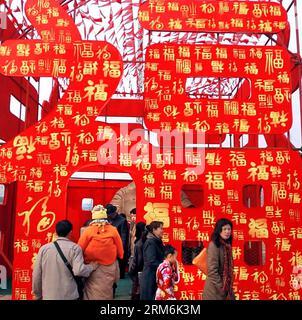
[140,221,165,300]
[128,221,146,300]
[106,204,129,279]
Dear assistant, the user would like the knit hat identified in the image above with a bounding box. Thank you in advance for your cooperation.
[91,205,107,220]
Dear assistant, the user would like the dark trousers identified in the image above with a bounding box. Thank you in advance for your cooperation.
[113,282,117,298]
[131,275,140,300]
[118,256,127,279]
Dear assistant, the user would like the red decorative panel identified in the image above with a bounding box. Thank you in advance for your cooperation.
[144,44,292,134]
[97,133,302,300]
[139,1,287,33]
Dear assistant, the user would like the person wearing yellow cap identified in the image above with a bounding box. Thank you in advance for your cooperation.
[78,204,124,300]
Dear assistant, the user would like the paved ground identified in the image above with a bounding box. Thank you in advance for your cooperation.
[115,274,132,300]
[0,275,132,300]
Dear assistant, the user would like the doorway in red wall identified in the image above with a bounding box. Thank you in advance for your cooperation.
[66,165,135,242]
[65,166,135,300]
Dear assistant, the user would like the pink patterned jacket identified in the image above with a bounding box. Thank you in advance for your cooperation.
[155,260,179,300]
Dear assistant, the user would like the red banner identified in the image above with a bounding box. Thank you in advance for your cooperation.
[144,44,292,134]
[139,0,287,33]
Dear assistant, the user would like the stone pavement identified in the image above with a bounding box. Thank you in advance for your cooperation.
[0,274,132,300]
[115,273,132,300]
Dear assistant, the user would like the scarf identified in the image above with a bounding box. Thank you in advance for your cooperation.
[146,231,163,242]
[219,238,233,294]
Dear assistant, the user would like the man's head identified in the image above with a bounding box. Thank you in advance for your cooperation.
[130,208,136,222]
[56,220,73,238]
[105,204,118,219]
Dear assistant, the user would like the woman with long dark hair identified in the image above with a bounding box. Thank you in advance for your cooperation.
[202,218,235,300]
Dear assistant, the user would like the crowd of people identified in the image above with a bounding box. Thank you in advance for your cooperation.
[32,204,235,300]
